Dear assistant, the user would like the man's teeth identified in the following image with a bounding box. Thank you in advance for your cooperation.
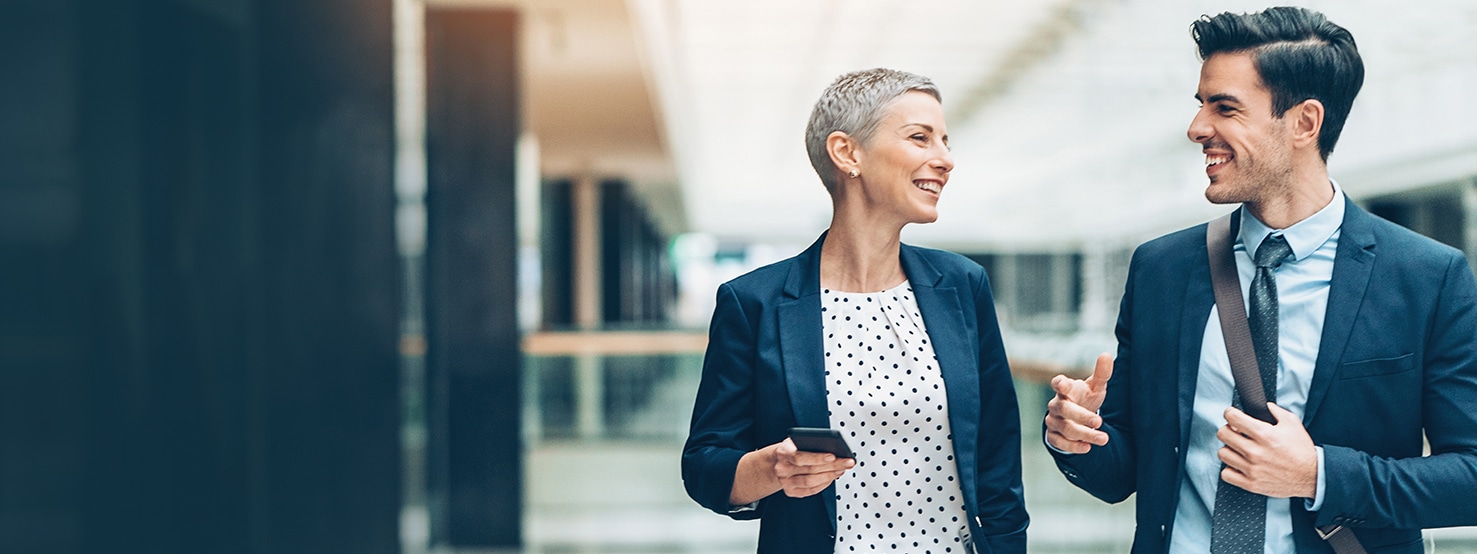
[914,181,941,193]
[1205,155,1230,167]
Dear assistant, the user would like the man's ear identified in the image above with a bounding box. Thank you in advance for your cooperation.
[827,131,862,178]
[1290,98,1324,152]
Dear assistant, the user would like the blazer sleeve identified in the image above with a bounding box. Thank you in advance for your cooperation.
[681,282,764,519]
[1318,251,1477,529]
[1046,248,1139,504]
[972,267,1030,553]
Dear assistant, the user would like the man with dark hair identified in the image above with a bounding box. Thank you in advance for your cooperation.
[1044,6,1477,554]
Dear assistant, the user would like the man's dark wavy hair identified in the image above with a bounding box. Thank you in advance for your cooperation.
[1192,7,1364,161]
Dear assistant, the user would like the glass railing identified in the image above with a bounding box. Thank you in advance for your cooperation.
[516,329,1139,553]
[510,329,1477,553]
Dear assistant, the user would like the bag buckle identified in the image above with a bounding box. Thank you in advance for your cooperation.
[1316,524,1345,540]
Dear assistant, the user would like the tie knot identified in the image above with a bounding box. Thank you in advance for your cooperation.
[1255,234,1292,268]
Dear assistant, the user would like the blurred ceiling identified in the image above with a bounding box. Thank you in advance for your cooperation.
[440,0,1477,250]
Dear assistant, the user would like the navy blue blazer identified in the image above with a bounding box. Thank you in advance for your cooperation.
[1050,199,1477,553]
[683,232,1029,553]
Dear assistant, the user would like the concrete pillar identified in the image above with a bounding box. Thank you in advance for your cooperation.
[0,1,402,552]
[1079,244,1112,334]
[573,175,603,329]
[571,175,605,439]
[423,8,522,548]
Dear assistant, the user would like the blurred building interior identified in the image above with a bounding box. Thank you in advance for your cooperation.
[4,0,1476,552]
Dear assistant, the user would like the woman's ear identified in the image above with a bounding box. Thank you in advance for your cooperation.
[1291,98,1324,152]
[827,131,862,179]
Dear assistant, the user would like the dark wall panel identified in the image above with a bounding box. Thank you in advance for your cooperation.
[424,8,522,548]
[1,0,401,552]
[253,0,401,552]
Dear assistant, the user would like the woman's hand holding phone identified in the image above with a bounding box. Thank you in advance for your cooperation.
[772,436,855,498]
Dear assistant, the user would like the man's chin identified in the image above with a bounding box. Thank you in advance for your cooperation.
[1204,183,1244,205]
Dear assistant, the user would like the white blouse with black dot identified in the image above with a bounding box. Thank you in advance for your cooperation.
[822,281,971,553]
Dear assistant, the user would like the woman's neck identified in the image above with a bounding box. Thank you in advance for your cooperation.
[820,214,906,293]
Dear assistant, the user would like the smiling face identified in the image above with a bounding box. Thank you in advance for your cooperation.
[1188,52,1296,205]
[852,91,954,224]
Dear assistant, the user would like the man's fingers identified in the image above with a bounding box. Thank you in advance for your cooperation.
[1223,406,1271,438]
[1216,424,1247,452]
[1049,396,1103,429]
[1047,415,1109,446]
[1045,430,1095,454]
[1086,353,1114,391]
[1220,465,1250,490]
[1050,374,1082,398]
[1217,444,1250,471]
[1267,402,1295,424]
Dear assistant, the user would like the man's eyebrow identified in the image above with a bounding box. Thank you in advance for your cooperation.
[1195,93,1242,105]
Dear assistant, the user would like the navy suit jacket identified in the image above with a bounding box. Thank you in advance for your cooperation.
[1050,199,1477,553]
[683,232,1029,553]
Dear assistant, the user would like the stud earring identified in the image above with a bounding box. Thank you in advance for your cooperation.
[848,169,859,178]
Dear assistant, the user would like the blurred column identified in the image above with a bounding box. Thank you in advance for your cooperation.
[574,176,604,329]
[423,8,522,548]
[1,0,402,552]
[251,1,403,552]
[1050,253,1076,326]
[1079,244,1112,334]
[572,175,605,439]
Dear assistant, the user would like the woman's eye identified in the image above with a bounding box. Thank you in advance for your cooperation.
[911,134,928,142]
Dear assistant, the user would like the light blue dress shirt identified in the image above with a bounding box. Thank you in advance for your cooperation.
[1168,183,1344,553]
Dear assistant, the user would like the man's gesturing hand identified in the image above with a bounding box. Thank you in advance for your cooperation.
[1045,356,1110,455]
[1045,353,1115,454]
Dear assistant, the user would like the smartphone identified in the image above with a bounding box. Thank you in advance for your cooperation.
[788,427,855,459]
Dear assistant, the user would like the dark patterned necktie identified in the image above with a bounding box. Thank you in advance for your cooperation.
[1209,233,1292,554]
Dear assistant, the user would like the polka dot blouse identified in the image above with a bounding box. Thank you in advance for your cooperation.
[822,281,971,553]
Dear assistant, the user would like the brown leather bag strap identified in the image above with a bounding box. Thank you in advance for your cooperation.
[1206,212,1274,424]
[1206,212,1368,554]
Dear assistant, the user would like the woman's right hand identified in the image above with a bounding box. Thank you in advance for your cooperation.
[730,437,856,505]
[772,438,855,498]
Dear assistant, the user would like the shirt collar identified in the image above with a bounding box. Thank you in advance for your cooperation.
[1238,179,1345,262]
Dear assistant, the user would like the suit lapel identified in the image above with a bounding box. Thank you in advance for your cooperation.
[901,246,982,514]
[776,233,836,529]
[780,233,828,429]
[1305,199,1377,424]
[1179,247,1214,452]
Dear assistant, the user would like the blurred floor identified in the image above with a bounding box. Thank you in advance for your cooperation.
[402,368,1477,554]
[414,438,1477,553]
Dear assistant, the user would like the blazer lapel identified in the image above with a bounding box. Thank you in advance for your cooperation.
[901,246,982,513]
[1179,246,1214,452]
[779,233,829,429]
[1305,199,1377,424]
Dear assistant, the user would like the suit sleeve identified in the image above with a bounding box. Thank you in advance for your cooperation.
[681,283,764,519]
[1045,250,1139,504]
[972,268,1029,553]
[1318,251,1477,529]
